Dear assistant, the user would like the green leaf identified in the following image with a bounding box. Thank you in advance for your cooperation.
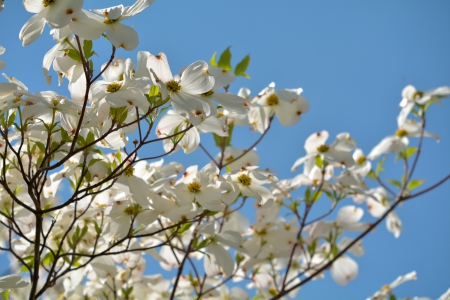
[405,147,418,159]
[80,225,88,239]
[376,156,386,175]
[94,221,102,235]
[387,179,402,190]
[83,40,93,59]
[149,85,160,97]
[312,190,322,202]
[178,222,192,234]
[50,141,60,153]
[209,52,218,66]
[315,155,323,168]
[195,238,211,250]
[366,169,377,180]
[407,179,425,191]
[305,187,311,201]
[213,133,223,148]
[1,291,10,299]
[76,135,86,147]
[236,253,245,264]
[234,54,251,78]
[86,131,95,145]
[331,244,339,258]
[42,252,55,266]
[389,295,397,300]
[64,49,82,62]
[217,47,232,71]
[7,111,16,127]
[205,210,219,216]
[88,158,103,167]
[60,127,69,141]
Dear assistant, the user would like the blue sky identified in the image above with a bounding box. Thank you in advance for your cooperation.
[0,1,449,299]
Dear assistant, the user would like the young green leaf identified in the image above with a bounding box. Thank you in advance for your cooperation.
[209,52,218,66]
[234,54,251,78]
[217,47,232,71]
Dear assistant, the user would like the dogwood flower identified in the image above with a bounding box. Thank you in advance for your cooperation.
[225,166,274,208]
[367,271,420,300]
[91,0,155,50]
[148,52,215,125]
[398,85,450,126]
[254,83,309,126]
[292,131,356,171]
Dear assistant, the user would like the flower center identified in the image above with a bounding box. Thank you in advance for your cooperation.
[123,165,134,177]
[412,91,424,99]
[202,89,214,96]
[187,181,202,193]
[123,206,136,215]
[165,80,182,93]
[356,156,367,165]
[317,144,330,153]
[395,129,408,137]
[237,174,252,186]
[266,94,279,106]
[107,82,122,93]
[42,0,56,7]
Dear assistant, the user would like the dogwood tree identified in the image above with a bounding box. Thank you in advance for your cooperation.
[0,1,448,299]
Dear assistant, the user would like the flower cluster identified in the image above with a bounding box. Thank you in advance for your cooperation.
[0,1,448,300]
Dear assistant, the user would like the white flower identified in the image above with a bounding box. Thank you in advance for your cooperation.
[367,271,419,300]
[292,131,356,171]
[91,0,155,50]
[255,83,309,126]
[331,255,359,286]
[148,52,216,125]
[398,84,450,126]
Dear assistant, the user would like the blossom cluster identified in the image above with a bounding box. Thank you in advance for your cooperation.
[0,1,448,299]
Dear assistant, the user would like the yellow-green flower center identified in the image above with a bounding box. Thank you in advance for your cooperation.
[123,206,136,215]
[266,94,279,106]
[237,174,252,187]
[123,165,134,177]
[412,91,424,99]
[356,156,367,165]
[187,181,202,193]
[42,0,56,7]
[395,129,408,137]
[107,82,122,93]
[202,89,214,97]
[166,80,182,93]
[317,144,330,153]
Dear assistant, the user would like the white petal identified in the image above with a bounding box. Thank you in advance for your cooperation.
[337,205,363,224]
[19,11,46,46]
[121,0,155,19]
[23,0,44,13]
[180,61,214,94]
[331,256,358,286]
[106,23,139,51]
[148,52,173,83]
[213,92,250,114]
[69,10,106,40]
[196,116,228,136]
[45,0,83,28]
[304,131,329,154]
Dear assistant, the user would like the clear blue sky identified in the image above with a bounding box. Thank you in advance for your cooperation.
[0,1,449,299]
